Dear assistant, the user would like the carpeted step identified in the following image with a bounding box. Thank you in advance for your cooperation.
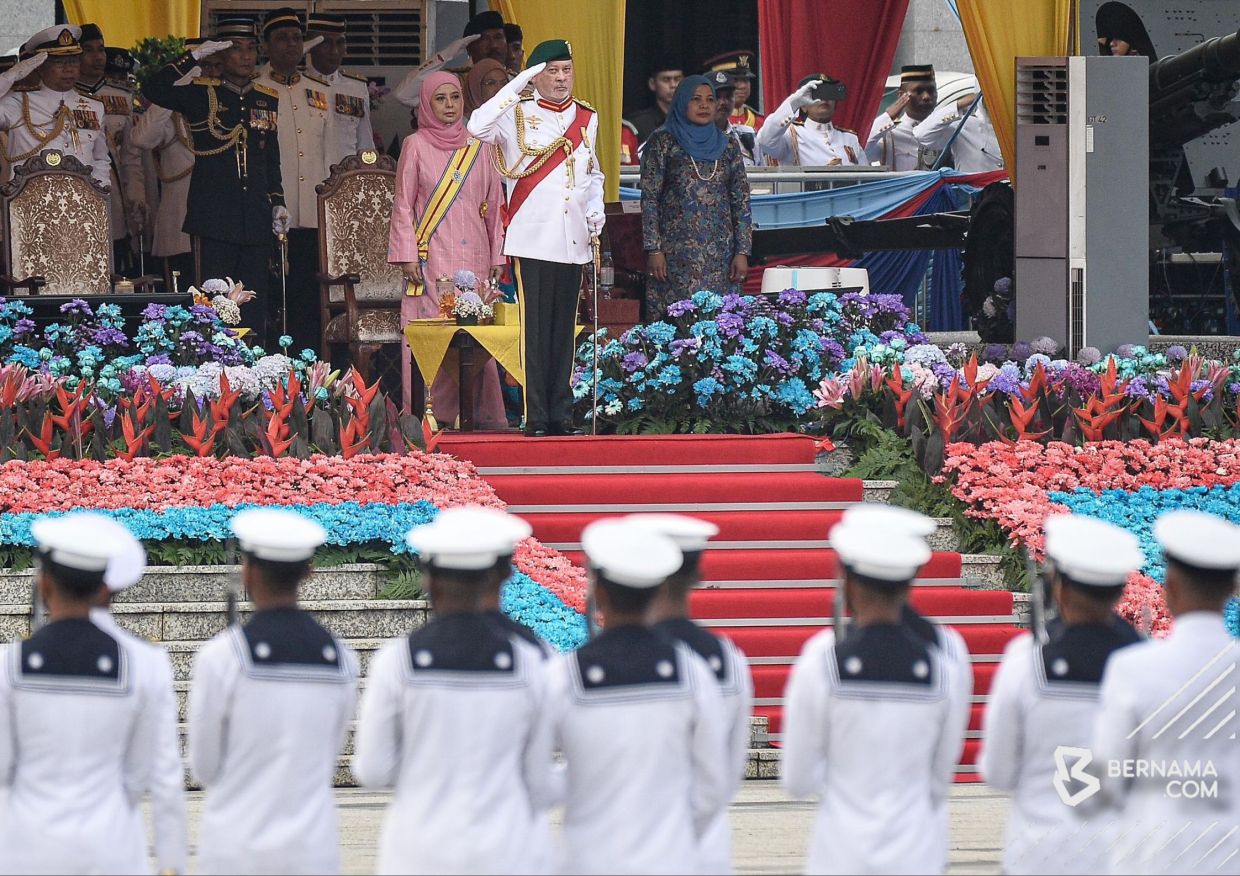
[716,623,1022,659]
[691,588,1014,620]
[560,548,964,582]
[748,662,1000,700]
[441,433,820,468]
[487,471,863,508]
[755,703,992,740]
[523,508,848,544]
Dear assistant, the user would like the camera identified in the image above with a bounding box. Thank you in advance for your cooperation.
[811,79,847,103]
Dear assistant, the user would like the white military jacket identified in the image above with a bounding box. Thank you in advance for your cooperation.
[353,613,558,875]
[866,112,941,170]
[468,82,605,265]
[0,85,111,189]
[76,77,144,242]
[782,622,972,875]
[547,625,730,876]
[980,622,1141,875]
[257,64,331,229]
[131,103,194,258]
[913,96,1003,173]
[306,60,375,169]
[1093,612,1240,874]
[757,95,863,167]
[653,618,754,875]
[0,616,172,875]
[188,608,358,875]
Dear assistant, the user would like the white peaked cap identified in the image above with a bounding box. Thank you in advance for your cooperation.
[582,519,683,588]
[405,508,526,571]
[1044,514,1144,586]
[104,527,147,593]
[31,512,131,573]
[431,506,533,551]
[623,513,720,552]
[841,504,937,539]
[1154,510,1240,571]
[231,508,327,563]
[833,522,930,581]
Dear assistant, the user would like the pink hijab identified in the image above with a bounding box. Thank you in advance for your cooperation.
[418,71,469,151]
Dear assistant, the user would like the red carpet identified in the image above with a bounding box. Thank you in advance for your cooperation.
[446,433,1024,781]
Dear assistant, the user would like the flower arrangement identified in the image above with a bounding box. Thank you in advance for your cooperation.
[448,271,496,324]
[189,277,256,326]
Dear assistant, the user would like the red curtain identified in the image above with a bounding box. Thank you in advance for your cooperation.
[758,0,910,142]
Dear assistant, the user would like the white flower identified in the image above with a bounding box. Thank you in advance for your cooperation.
[211,295,241,325]
[200,278,230,295]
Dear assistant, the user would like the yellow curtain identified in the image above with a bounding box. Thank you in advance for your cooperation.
[491,0,624,201]
[956,0,1078,181]
[64,0,201,49]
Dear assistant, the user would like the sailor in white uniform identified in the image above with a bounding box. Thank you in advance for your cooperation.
[0,513,173,875]
[188,509,358,875]
[548,520,730,875]
[0,27,110,189]
[980,515,1144,875]
[782,520,971,875]
[629,513,754,875]
[1093,510,1240,874]
[304,14,376,166]
[756,74,863,167]
[865,65,943,170]
[913,87,1003,173]
[353,507,557,875]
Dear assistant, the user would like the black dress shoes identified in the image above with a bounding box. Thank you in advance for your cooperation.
[524,423,549,438]
[551,421,584,436]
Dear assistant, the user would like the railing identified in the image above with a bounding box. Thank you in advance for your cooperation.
[618,167,921,196]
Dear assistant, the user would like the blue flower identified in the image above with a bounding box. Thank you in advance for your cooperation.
[278,335,294,350]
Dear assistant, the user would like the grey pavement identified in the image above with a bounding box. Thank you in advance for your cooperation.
[157,782,1010,874]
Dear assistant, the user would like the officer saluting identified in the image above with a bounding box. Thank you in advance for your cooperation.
[188,509,358,875]
[354,507,557,874]
[980,515,1143,875]
[865,65,943,170]
[1093,510,1240,874]
[782,516,971,874]
[0,513,175,874]
[303,13,376,166]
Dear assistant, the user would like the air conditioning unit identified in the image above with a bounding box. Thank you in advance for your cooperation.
[1014,56,1148,356]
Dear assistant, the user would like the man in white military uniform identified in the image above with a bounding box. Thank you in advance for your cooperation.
[257,7,331,349]
[469,39,605,438]
[629,513,754,875]
[548,520,729,875]
[782,519,971,875]
[354,507,558,874]
[913,87,1003,173]
[980,515,1144,875]
[866,65,943,170]
[0,513,172,875]
[75,25,146,275]
[757,73,863,167]
[304,13,375,166]
[0,27,110,190]
[189,509,358,875]
[1093,510,1240,874]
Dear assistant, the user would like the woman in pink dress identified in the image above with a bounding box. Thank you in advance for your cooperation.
[389,71,507,428]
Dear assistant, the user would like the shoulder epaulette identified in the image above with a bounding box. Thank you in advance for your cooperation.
[13,83,38,92]
[791,118,805,127]
[838,127,857,135]
[191,76,222,86]
[574,97,596,112]
[341,70,368,83]
[104,77,134,92]
[253,82,279,98]
[303,71,329,87]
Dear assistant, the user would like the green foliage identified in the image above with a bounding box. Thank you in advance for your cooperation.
[131,36,187,92]
[379,564,423,600]
[0,546,32,572]
[614,413,802,436]
[145,539,229,567]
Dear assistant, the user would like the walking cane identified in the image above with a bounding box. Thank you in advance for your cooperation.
[589,234,601,436]
[277,232,289,336]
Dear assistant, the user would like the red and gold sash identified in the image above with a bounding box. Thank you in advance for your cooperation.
[502,103,593,227]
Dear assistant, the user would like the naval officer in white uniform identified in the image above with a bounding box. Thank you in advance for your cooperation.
[757,73,863,167]
[980,514,1144,875]
[913,86,1003,173]
[188,509,358,874]
[468,39,605,438]
[0,513,173,875]
[865,65,943,170]
[304,13,376,166]
[1093,510,1240,874]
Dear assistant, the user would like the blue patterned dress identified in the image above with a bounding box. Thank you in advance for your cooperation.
[641,130,752,317]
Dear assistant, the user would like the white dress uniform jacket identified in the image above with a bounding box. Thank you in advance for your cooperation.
[130,104,194,258]
[306,60,375,168]
[756,96,863,167]
[0,86,111,189]
[257,65,331,229]
[548,625,731,875]
[189,608,359,875]
[76,77,144,242]
[0,617,172,875]
[353,613,558,875]
[1093,612,1240,874]
[654,619,754,874]
[980,621,1141,875]
[865,112,940,170]
[468,82,606,265]
[782,622,972,875]
[913,97,1003,173]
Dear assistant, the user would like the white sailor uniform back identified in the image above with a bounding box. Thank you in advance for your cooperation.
[0,617,171,875]
[188,607,358,874]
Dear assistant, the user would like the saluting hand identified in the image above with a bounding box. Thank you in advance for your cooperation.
[192,40,233,61]
[509,62,547,95]
[0,53,46,96]
[433,34,481,64]
[887,92,911,120]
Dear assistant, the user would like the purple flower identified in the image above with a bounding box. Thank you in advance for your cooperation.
[13,318,35,336]
[89,327,128,348]
[993,277,1012,295]
[1115,344,1137,359]
[142,303,167,321]
[620,351,648,373]
[764,350,793,374]
[145,353,172,366]
[982,343,1008,362]
[1076,346,1102,366]
[777,288,807,307]
[58,298,93,317]
[666,299,696,317]
[669,338,700,358]
[1165,345,1188,362]
[1010,341,1033,361]
[1031,336,1060,356]
[715,312,745,338]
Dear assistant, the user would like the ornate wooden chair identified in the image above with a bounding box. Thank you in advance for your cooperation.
[0,151,159,295]
[316,151,403,383]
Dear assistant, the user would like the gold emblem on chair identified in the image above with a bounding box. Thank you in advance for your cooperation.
[45,151,62,167]
[360,150,378,165]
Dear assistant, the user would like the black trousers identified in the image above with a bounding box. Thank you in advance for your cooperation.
[196,235,273,345]
[515,257,582,427]
[282,229,322,355]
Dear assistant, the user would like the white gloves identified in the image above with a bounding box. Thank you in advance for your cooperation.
[272,206,291,236]
[433,34,480,64]
[510,62,547,95]
[192,40,233,61]
[586,211,605,236]
[302,35,324,54]
[0,53,46,98]
[790,78,822,110]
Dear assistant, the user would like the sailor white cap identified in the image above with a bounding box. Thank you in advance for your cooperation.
[231,508,327,563]
[1154,510,1240,571]
[833,522,930,581]
[31,512,131,573]
[104,527,147,593]
[406,506,532,569]
[1044,514,1143,586]
[841,504,936,539]
[623,513,719,552]
[582,519,682,588]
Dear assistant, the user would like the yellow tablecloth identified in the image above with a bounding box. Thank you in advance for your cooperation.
[404,320,586,388]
